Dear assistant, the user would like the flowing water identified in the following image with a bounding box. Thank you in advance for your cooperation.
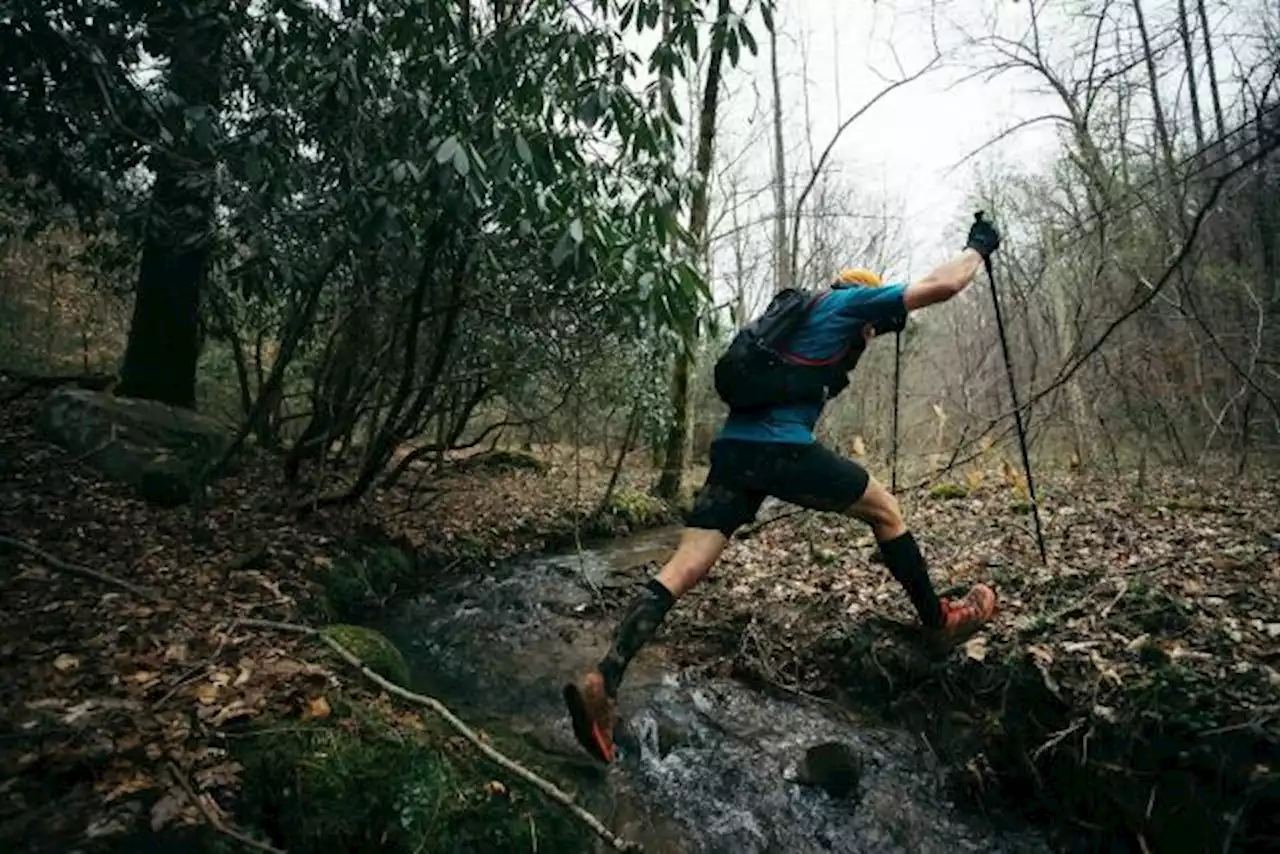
[377,527,1049,854]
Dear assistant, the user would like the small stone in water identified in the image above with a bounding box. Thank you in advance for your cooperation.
[790,741,863,800]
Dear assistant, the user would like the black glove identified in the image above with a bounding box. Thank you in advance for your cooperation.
[964,211,1001,259]
[871,312,907,335]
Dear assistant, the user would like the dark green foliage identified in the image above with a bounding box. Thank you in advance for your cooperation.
[454,449,548,475]
[321,545,418,621]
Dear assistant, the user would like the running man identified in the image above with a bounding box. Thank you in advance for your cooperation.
[565,215,1003,763]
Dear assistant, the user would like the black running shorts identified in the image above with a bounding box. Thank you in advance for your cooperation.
[685,438,871,536]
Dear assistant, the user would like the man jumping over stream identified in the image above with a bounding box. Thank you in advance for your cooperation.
[565,214,1004,764]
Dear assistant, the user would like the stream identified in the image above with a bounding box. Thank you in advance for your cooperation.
[376,527,1050,854]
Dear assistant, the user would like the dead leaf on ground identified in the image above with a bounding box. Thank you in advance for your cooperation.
[963,636,989,662]
[303,695,331,721]
[149,789,188,832]
[104,772,157,803]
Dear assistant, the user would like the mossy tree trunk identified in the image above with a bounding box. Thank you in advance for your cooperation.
[655,0,729,501]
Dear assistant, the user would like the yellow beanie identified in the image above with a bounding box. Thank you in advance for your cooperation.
[833,267,884,287]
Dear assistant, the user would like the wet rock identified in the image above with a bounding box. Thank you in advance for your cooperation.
[37,388,232,506]
[657,717,695,758]
[786,740,864,799]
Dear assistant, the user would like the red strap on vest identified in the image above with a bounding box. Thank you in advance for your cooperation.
[778,290,856,367]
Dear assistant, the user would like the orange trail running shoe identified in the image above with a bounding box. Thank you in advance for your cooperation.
[563,670,617,764]
[932,583,997,647]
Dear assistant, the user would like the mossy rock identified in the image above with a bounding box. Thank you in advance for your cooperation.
[36,387,234,506]
[458,449,548,474]
[231,707,589,854]
[928,482,968,501]
[320,624,411,688]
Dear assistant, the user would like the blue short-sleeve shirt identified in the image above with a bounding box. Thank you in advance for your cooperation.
[718,283,908,444]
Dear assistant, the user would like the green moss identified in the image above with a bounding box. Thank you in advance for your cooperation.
[322,544,418,620]
[1010,500,1033,515]
[231,707,589,854]
[928,483,968,500]
[599,486,672,529]
[320,624,411,688]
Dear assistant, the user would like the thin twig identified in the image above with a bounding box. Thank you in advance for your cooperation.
[166,760,285,854]
[236,618,642,852]
[1032,718,1085,761]
[153,627,231,709]
[0,535,162,602]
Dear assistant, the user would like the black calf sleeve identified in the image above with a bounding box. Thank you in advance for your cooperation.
[878,531,943,628]
[599,578,676,696]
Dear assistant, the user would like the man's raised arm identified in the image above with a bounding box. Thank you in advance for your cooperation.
[903,215,1001,311]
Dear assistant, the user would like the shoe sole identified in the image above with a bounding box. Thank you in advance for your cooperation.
[563,683,614,764]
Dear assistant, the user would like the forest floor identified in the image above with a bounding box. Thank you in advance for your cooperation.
[0,385,684,853]
[2,378,1278,852]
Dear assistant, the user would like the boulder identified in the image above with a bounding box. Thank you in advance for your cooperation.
[37,388,234,507]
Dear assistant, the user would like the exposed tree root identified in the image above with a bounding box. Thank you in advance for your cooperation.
[0,535,163,602]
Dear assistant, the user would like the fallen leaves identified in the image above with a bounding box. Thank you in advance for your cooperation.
[303,695,332,721]
[963,636,989,662]
[0,392,380,848]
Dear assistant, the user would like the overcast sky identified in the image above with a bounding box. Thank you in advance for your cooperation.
[698,0,1066,283]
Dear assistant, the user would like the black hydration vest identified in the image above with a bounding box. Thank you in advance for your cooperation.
[713,287,903,412]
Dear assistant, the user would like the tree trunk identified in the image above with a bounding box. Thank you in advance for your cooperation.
[1176,0,1206,155]
[769,19,790,293]
[116,5,226,409]
[1132,0,1176,185]
[1195,0,1227,143]
[655,0,730,501]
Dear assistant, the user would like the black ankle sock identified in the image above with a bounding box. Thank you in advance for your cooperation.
[878,531,943,628]
[599,579,676,696]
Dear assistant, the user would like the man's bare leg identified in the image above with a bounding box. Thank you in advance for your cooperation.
[654,527,729,595]
[844,477,995,638]
[565,527,727,762]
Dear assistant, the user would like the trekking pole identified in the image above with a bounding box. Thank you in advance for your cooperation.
[976,211,1047,565]
[890,328,902,493]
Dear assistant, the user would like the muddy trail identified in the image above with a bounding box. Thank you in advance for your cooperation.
[375,527,1049,854]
